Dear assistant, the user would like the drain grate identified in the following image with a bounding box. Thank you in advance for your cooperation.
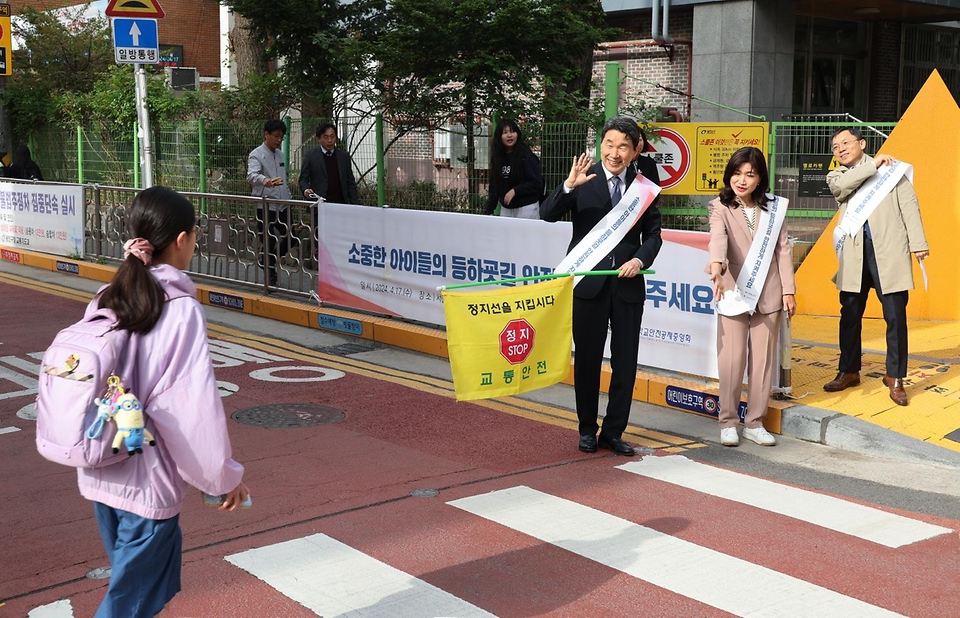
[232,404,346,428]
[319,342,374,356]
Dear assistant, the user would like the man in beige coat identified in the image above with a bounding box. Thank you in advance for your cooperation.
[823,127,929,406]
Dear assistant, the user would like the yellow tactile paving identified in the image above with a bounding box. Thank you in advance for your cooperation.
[789,315,960,453]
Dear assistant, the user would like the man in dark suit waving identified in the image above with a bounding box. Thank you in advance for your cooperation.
[541,116,663,456]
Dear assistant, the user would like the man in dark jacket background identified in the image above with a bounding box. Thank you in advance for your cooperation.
[299,123,359,206]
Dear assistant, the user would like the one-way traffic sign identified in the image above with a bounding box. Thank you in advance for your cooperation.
[112,17,158,64]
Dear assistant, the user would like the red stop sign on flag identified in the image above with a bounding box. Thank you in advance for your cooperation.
[500,319,535,365]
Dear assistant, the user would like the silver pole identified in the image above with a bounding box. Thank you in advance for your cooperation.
[134,63,154,187]
[778,310,792,399]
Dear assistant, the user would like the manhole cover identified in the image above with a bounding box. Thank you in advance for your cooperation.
[232,404,345,428]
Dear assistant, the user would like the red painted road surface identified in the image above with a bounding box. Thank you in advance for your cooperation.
[1,281,958,617]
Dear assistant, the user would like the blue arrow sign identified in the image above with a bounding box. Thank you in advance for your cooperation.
[112,17,159,64]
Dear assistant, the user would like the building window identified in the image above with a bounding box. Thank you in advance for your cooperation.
[793,16,869,118]
[901,25,960,116]
[433,121,490,170]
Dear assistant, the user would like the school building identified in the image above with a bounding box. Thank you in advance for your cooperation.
[602,0,960,122]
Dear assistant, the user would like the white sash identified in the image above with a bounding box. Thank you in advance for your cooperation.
[553,174,661,283]
[832,160,913,256]
[716,195,788,316]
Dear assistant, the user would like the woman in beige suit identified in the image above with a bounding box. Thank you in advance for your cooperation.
[708,147,796,446]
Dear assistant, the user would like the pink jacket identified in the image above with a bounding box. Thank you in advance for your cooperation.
[708,197,796,315]
[77,265,244,520]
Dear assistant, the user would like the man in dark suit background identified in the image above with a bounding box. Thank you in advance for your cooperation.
[299,123,360,259]
[541,116,663,456]
[299,123,359,205]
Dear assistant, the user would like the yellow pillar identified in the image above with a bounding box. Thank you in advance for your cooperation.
[795,70,960,320]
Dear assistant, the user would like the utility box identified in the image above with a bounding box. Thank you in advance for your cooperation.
[165,67,198,91]
[207,219,230,255]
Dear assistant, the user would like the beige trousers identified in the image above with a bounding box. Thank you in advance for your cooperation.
[717,310,782,429]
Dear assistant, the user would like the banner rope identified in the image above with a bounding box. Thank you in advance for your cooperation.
[438,269,655,291]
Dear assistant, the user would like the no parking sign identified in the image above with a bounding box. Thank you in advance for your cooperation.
[648,123,769,195]
[645,127,691,190]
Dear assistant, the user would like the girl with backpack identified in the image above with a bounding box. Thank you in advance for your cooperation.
[82,186,248,617]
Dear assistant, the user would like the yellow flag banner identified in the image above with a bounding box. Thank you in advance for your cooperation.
[442,277,573,401]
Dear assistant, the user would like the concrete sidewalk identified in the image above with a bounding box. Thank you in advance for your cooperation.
[3,249,959,471]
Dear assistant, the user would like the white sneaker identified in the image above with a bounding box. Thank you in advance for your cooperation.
[742,426,776,446]
[720,427,739,446]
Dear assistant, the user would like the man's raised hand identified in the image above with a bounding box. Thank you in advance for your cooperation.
[564,153,597,190]
[873,153,895,168]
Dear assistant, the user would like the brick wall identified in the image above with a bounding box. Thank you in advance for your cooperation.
[386,128,435,187]
[593,7,694,119]
[19,0,222,78]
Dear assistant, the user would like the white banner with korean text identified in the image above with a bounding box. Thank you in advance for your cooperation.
[620,229,720,379]
[318,204,723,378]
[318,203,569,325]
[0,182,85,257]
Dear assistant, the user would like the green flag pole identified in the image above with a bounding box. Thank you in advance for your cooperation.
[438,269,655,291]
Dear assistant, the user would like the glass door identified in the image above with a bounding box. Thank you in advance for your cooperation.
[810,56,839,113]
[793,17,869,118]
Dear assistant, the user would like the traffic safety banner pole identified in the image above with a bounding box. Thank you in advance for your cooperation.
[437,270,655,291]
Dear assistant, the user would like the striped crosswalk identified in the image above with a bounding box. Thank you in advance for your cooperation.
[226,534,495,617]
[26,455,954,617]
[448,486,901,618]
[617,455,952,548]
[217,454,950,617]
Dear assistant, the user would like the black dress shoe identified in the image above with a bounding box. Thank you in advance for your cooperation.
[578,434,598,453]
[598,436,636,456]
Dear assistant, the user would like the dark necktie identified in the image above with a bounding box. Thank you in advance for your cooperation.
[324,150,333,157]
[611,176,622,206]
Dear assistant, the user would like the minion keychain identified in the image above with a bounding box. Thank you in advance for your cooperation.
[86,375,156,455]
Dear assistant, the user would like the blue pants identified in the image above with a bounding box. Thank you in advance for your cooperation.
[94,503,182,618]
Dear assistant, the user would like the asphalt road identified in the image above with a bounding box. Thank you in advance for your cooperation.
[2,264,958,617]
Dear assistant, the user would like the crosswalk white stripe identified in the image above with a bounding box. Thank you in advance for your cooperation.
[225,533,495,618]
[0,354,42,374]
[449,486,903,618]
[617,455,952,548]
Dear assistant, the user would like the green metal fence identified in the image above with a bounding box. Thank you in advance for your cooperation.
[30,117,599,216]
[29,117,898,272]
[769,122,897,265]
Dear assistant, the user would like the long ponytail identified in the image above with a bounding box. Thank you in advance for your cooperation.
[98,187,196,334]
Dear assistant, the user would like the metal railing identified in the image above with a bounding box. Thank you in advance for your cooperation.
[9,178,322,297]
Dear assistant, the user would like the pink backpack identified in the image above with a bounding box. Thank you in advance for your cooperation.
[35,308,138,468]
